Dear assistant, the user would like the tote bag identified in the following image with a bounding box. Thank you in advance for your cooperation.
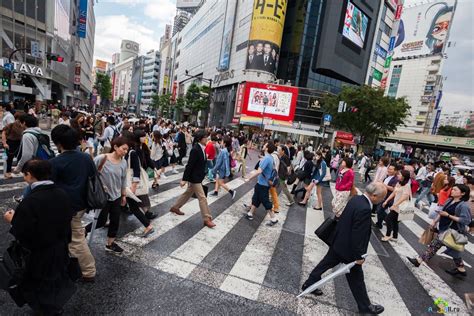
[126,150,150,196]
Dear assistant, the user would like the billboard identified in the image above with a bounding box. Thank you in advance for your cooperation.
[95,59,108,71]
[393,1,456,58]
[240,82,298,121]
[245,0,288,75]
[342,1,370,48]
[218,0,237,71]
[77,0,88,38]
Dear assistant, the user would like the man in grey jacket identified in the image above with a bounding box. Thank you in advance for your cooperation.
[13,114,45,173]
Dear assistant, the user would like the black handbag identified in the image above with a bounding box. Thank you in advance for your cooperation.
[192,184,209,199]
[0,241,30,290]
[86,156,109,210]
[286,171,297,185]
[314,217,338,246]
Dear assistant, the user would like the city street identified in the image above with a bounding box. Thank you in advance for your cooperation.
[0,149,471,315]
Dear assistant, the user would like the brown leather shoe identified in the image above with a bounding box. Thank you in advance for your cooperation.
[203,219,216,228]
[170,207,184,216]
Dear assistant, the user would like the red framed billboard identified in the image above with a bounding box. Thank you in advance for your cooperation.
[240,81,298,121]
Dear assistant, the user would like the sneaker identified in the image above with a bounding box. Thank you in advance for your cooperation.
[209,179,216,183]
[231,190,236,200]
[266,220,279,227]
[161,173,168,179]
[286,201,295,206]
[407,256,420,268]
[245,213,254,221]
[389,238,398,243]
[172,169,179,174]
[210,191,218,197]
[105,242,124,254]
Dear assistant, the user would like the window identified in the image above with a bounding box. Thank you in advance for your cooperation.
[416,122,424,126]
[418,111,427,116]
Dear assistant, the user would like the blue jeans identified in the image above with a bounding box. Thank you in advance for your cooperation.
[206,160,214,181]
[415,186,434,205]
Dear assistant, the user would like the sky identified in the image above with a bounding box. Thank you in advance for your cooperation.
[93,0,473,114]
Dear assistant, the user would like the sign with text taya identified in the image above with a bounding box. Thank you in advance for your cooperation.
[246,0,288,76]
[77,0,88,38]
[0,58,45,77]
[240,81,298,121]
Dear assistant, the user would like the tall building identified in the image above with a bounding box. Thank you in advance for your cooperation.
[438,110,474,129]
[160,24,172,50]
[173,10,192,36]
[384,0,457,134]
[176,0,202,14]
[466,113,474,137]
[110,40,139,104]
[140,50,160,111]
[0,0,95,106]
[366,1,403,88]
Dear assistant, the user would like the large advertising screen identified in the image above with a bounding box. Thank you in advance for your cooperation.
[342,1,369,48]
[393,1,456,58]
[240,82,298,121]
[245,0,288,76]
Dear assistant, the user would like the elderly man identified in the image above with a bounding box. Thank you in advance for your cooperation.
[302,182,387,315]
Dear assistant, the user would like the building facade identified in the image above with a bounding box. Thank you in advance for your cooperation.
[140,50,160,111]
[439,110,474,129]
[173,10,192,36]
[384,1,457,134]
[0,0,95,106]
[110,39,139,104]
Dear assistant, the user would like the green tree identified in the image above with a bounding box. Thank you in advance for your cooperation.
[174,97,186,121]
[150,93,161,117]
[185,83,210,122]
[150,93,172,118]
[322,85,410,146]
[94,73,112,103]
[437,125,467,137]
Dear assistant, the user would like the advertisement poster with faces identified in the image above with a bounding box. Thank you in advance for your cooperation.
[342,1,369,48]
[247,87,293,117]
[393,0,456,58]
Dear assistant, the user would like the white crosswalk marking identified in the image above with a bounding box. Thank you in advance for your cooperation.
[219,203,290,300]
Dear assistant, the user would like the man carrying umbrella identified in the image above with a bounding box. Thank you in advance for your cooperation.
[301,182,387,315]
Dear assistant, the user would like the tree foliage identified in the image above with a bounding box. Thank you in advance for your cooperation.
[94,73,112,103]
[437,125,467,137]
[150,93,172,118]
[185,83,210,116]
[322,85,411,141]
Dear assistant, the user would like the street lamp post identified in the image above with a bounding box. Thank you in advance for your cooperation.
[261,105,266,131]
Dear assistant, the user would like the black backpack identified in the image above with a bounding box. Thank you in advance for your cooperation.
[278,158,289,180]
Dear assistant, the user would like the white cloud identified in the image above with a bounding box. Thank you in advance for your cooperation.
[93,15,162,61]
[144,0,176,24]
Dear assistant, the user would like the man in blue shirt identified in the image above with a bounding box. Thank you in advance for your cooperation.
[244,141,278,226]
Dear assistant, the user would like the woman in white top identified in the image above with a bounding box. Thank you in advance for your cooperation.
[150,131,166,188]
[381,170,412,242]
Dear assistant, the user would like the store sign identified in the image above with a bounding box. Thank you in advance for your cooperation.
[372,68,383,81]
[388,36,396,51]
[74,62,81,84]
[336,131,353,141]
[0,59,44,77]
[384,55,392,68]
[77,0,88,38]
[395,4,403,20]
[234,82,246,117]
[375,44,387,59]
[214,69,235,86]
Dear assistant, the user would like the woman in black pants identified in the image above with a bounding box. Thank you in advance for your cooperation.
[85,136,130,253]
[123,129,157,237]
[381,170,411,242]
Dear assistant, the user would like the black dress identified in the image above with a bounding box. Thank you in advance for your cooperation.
[9,184,76,314]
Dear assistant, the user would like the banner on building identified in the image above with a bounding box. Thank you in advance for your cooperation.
[245,0,288,75]
[240,81,298,121]
[372,68,383,82]
[393,0,456,58]
[74,62,81,85]
[218,0,238,71]
[234,82,246,117]
[77,0,88,38]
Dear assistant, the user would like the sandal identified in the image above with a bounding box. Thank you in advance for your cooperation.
[152,183,159,190]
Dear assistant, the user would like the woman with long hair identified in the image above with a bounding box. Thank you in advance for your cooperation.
[299,151,327,210]
[2,112,25,179]
[85,136,129,253]
[332,157,355,217]
[163,132,179,174]
[438,176,455,206]
[150,131,167,186]
[84,116,95,158]
[124,129,157,237]
[381,170,411,242]
[408,184,472,277]
[210,136,236,199]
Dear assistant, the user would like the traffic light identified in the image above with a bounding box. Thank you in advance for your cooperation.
[2,77,9,87]
[46,53,64,62]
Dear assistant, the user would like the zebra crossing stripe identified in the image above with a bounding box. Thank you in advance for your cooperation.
[219,203,290,300]
[119,177,247,248]
[156,189,256,279]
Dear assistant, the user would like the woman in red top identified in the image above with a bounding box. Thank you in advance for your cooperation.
[332,157,355,217]
[437,176,455,206]
[205,133,217,182]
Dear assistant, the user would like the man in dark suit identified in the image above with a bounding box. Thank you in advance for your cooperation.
[262,43,275,73]
[302,182,387,315]
[253,42,265,71]
[246,45,256,69]
[175,126,187,165]
[170,130,216,228]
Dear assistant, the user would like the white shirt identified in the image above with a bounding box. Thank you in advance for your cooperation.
[416,166,428,181]
[383,175,395,185]
[362,193,373,210]
[1,111,14,130]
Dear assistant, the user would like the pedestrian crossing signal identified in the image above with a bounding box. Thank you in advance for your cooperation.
[2,78,9,87]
